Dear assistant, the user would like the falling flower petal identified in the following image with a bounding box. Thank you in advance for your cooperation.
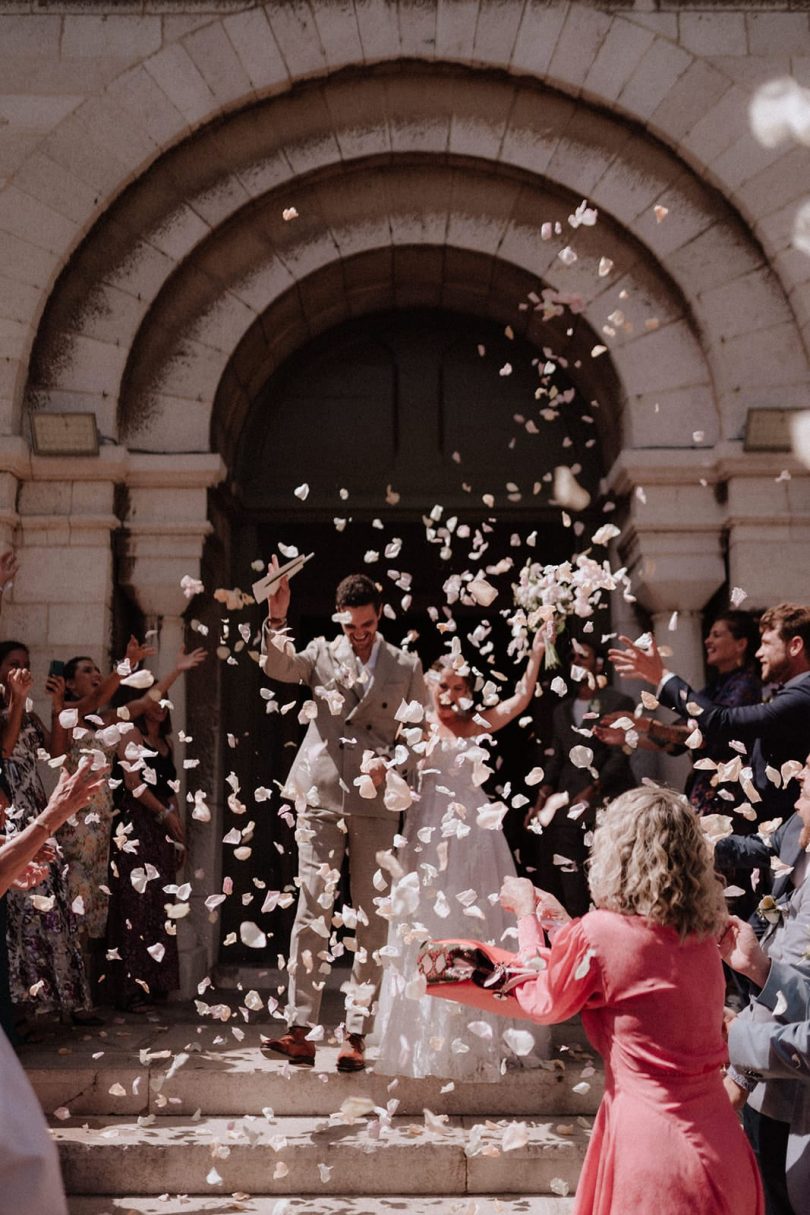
[239,921,267,949]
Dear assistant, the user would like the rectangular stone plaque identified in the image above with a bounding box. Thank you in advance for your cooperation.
[31,412,99,456]
[744,408,796,453]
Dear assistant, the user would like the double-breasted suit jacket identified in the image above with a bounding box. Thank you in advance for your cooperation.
[261,626,427,818]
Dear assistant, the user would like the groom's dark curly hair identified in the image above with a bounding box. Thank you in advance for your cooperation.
[335,574,383,612]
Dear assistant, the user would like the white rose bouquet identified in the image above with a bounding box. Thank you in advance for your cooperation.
[508,544,633,668]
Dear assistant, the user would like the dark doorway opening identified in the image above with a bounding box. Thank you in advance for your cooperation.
[216,308,609,965]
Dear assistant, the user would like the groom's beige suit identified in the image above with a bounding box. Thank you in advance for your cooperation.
[262,624,426,1032]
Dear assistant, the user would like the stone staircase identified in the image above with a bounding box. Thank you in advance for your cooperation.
[22,1002,600,1215]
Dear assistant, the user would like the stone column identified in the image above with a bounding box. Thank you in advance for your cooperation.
[607,451,728,790]
[722,449,810,609]
[119,453,226,997]
[3,443,128,725]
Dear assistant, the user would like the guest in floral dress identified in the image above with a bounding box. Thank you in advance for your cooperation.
[0,641,92,1025]
[50,639,157,1004]
[50,641,204,1008]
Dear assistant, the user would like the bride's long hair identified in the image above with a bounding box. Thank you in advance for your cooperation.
[588,786,727,941]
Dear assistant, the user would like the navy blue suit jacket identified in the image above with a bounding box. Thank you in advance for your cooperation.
[658,671,810,818]
[715,812,804,902]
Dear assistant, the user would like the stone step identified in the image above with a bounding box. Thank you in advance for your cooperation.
[53,1113,591,1197]
[25,1027,601,1119]
[68,1198,575,1215]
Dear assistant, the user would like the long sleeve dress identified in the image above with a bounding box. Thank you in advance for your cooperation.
[512,909,764,1215]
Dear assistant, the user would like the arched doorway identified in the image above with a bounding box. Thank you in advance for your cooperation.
[214,307,609,964]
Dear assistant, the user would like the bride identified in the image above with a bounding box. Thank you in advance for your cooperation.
[372,628,549,1081]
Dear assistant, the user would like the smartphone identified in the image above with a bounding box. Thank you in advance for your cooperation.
[48,660,64,678]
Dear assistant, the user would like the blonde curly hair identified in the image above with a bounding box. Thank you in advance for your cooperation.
[588,786,727,941]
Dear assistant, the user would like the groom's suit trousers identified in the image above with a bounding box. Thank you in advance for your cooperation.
[286,806,397,1034]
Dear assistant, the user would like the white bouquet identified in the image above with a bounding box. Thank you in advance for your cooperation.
[509,550,633,668]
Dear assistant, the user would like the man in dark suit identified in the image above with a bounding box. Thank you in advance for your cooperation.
[608,603,810,822]
[526,638,635,916]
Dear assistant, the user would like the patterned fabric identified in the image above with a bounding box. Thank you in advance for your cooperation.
[4,715,90,1014]
[105,746,180,1006]
[59,736,117,940]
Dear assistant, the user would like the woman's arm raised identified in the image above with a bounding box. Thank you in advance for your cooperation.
[466,628,548,736]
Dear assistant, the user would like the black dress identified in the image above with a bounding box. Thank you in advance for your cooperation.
[105,746,181,1006]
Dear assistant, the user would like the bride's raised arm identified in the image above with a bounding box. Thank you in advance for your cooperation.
[466,627,546,735]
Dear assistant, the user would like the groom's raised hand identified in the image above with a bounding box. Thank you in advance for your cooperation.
[267,554,291,622]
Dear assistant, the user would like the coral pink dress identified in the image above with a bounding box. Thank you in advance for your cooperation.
[514,910,763,1215]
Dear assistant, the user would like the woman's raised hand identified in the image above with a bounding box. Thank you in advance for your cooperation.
[124,634,157,669]
[40,759,110,833]
[7,667,32,702]
[174,645,207,673]
[534,889,572,931]
[499,875,537,918]
[45,673,65,711]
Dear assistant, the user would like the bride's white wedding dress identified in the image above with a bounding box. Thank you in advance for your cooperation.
[373,731,549,1081]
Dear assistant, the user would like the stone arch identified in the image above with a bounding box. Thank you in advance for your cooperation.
[5,3,808,443]
[25,65,801,466]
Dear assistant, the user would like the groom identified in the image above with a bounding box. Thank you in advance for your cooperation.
[261,561,426,1071]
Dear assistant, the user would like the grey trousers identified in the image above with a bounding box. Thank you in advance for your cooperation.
[285,806,397,1035]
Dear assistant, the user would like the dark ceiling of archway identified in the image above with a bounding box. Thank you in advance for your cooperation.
[233,307,604,519]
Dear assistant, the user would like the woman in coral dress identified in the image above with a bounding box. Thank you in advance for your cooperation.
[494,787,764,1215]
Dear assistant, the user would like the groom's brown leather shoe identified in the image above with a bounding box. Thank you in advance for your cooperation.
[337,1032,366,1072]
[263,1026,316,1067]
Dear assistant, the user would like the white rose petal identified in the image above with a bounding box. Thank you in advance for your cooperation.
[476,801,508,830]
[293,483,309,501]
[467,1021,494,1041]
[502,1027,535,1056]
[180,575,204,599]
[502,1122,529,1151]
[30,894,55,912]
[239,921,267,949]
[591,523,620,546]
[468,575,498,607]
[120,669,155,690]
[354,774,377,800]
[384,770,413,814]
[338,1096,376,1121]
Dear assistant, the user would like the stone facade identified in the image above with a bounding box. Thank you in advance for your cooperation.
[1,0,809,990]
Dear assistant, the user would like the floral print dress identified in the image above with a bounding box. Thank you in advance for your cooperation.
[4,714,90,1014]
[59,734,117,941]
